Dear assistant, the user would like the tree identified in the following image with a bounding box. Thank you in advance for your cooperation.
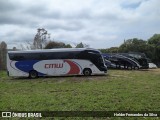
[33,28,50,49]
[109,47,119,53]
[148,34,160,45]
[148,34,160,65]
[44,41,72,49]
[99,49,107,53]
[100,34,160,67]
[119,38,147,53]
[21,28,50,50]
[76,42,84,48]
[144,44,155,61]
[0,58,1,70]
[0,41,7,70]
[75,42,89,48]
[65,44,72,48]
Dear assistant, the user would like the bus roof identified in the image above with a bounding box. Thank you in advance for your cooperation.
[8,48,100,53]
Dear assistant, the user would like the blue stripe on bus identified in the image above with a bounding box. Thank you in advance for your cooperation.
[15,60,46,76]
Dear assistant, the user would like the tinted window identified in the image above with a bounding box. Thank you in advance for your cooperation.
[9,51,80,61]
[9,53,25,61]
[52,52,79,59]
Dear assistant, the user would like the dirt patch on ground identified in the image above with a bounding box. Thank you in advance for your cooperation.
[110,74,133,79]
[147,68,160,74]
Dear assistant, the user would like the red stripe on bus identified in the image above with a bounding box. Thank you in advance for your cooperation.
[64,60,80,74]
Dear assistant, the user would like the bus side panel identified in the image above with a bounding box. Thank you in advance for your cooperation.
[33,60,70,76]
[33,59,81,76]
[72,60,105,75]
[33,59,104,76]
[7,59,105,77]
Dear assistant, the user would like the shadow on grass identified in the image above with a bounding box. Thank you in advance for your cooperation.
[138,69,150,71]
[10,74,108,81]
[108,68,150,71]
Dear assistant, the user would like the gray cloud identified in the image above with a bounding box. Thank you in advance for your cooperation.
[121,1,142,9]
[45,20,85,31]
[0,0,160,49]
[23,5,62,19]
[0,0,17,12]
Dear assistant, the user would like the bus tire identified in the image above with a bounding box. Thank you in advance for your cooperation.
[127,66,132,70]
[29,70,38,79]
[83,68,92,76]
[134,66,139,70]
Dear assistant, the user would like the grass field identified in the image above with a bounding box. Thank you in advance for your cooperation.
[0,69,160,119]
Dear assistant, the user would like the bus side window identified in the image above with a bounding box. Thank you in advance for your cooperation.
[76,51,87,59]
[38,53,47,60]
[9,54,14,60]
[46,52,55,60]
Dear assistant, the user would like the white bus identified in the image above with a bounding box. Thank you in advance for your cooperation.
[7,48,107,78]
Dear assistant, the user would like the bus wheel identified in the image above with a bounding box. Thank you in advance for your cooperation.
[83,68,92,76]
[127,66,132,70]
[134,66,139,70]
[29,70,38,79]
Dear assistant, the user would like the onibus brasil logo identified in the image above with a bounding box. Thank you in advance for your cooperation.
[1,112,42,118]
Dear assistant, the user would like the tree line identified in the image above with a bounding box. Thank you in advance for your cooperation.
[22,28,89,50]
[99,34,160,66]
[0,28,159,70]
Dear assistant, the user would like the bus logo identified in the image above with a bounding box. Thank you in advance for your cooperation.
[45,63,63,69]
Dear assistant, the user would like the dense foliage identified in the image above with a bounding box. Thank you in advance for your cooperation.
[99,34,160,66]
[44,41,72,49]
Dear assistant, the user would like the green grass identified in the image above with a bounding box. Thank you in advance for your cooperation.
[0,69,160,119]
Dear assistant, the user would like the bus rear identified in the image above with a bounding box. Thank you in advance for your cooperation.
[7,52,29,77]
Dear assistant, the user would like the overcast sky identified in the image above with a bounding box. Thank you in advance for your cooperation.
[0,0,160,49]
